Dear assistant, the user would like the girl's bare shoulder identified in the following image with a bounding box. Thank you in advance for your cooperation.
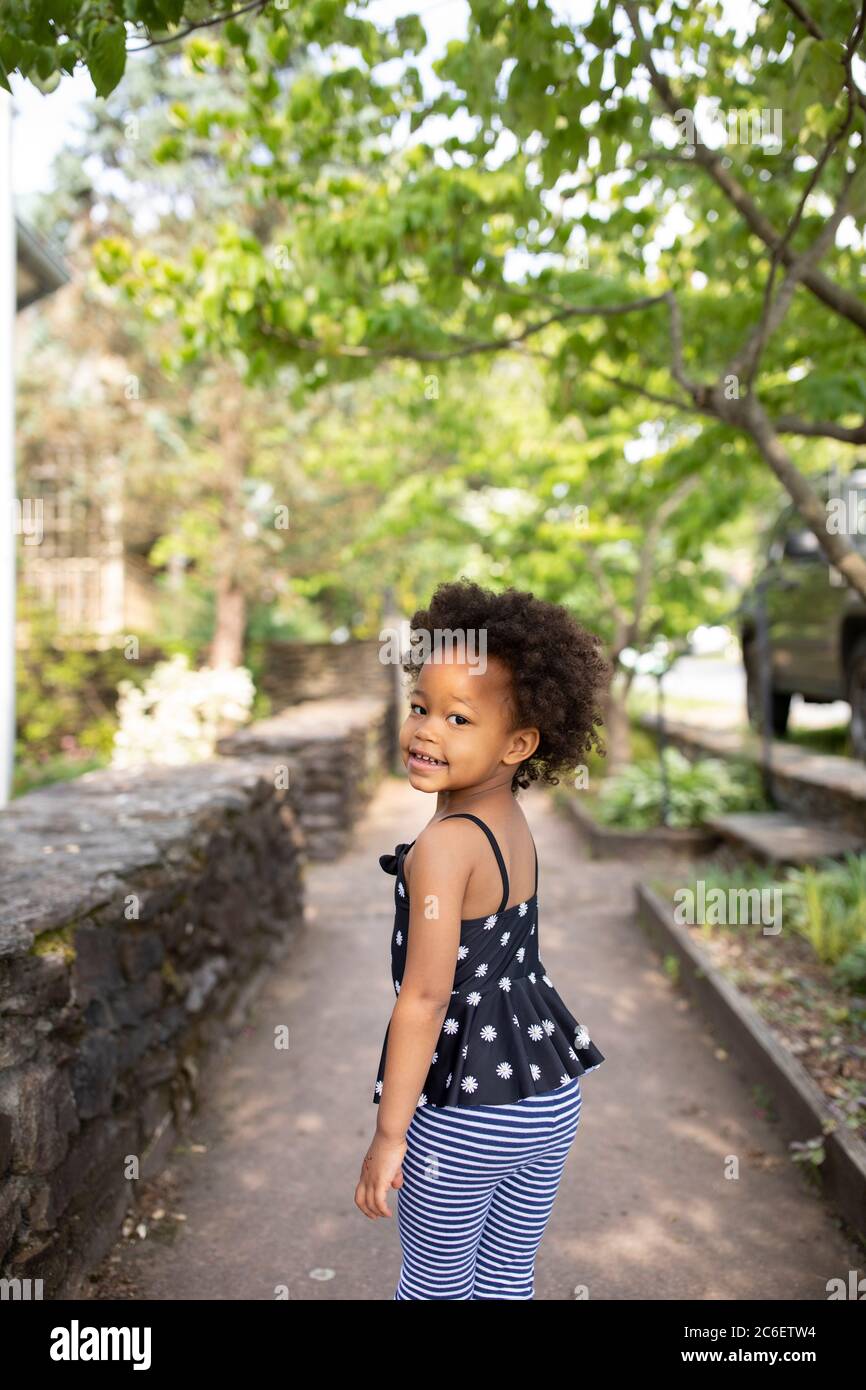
[403,815,477,891]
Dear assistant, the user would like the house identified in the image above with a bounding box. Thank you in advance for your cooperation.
[2,93,72,803]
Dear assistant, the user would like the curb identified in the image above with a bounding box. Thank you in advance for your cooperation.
[635,882,866,1243]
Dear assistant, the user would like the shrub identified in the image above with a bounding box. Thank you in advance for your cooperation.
[594,746,766,829]
[111,654,254,767]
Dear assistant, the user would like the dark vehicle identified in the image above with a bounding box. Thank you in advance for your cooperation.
[738,471,866,759]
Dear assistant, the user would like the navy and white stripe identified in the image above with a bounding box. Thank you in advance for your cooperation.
[394,1075,582,1300]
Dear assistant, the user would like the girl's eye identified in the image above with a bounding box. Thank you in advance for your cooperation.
[409,703,469,726]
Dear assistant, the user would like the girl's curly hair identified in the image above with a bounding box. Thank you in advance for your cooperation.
[401,577,612,793]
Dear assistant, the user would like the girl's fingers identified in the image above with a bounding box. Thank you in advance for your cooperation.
[373,1183,392,1217]
[354,1180,375,1219]
[355,1176,388,1219]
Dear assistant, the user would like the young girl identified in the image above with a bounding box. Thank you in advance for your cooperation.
[354,578,611,1300]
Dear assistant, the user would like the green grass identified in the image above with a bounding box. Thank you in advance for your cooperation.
[13,752,110,797]
[783,724,852,758]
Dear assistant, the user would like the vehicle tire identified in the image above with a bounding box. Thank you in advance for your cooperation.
[744,640,791,736]
[845,635,866,760]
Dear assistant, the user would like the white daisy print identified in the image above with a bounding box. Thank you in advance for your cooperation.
[395,979,401,992]
[443,1017,459,1035]
[574,1024,592,1049]
[527,1023,544,1042]
[529,1063,541,1080]
[461,1044,469,1059]
[498,976,512,992]
[375,1079,383,1094]
[461,1075,479,1093]
[496,1061,513,1079]
[398,882,406,898]
[431,1051,439,1064]
[528,972,537,984]
[512,1014,519,1026]
[396,930,403,945]
[457,944,469,960]
[518,902,528,916]
[446,1071,452,1086]
[466,991,482,1005]
[484,914,498,930]
[542,1019,556,1036]
[516,947,525,963]
[480,1025,497,1042]
[530,924,535,935]
[417,1093,428,1106]
[558,1074,570,1086]
[567,1047,577,1060]
[475,963,488,978]
[500,931,510,946]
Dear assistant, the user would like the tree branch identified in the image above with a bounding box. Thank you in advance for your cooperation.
[728,3,866,387]
[620,0,866,335]
[258,291,672,361]
[772,415,866,443]
[742,394,866,596]
[726,149,862,385]
[127,0,270,50]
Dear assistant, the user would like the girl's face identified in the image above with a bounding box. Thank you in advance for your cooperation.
[399,652,539,792]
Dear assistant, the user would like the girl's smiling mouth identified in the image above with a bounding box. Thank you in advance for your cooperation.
[408,747,448,770]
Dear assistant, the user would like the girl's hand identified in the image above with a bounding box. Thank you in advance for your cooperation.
[355,1133,407,1219]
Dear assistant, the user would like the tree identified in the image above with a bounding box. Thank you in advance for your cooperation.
[16,2,866,696]
[80,1,866,611]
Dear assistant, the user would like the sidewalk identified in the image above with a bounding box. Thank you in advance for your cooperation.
[85,775,862,1300]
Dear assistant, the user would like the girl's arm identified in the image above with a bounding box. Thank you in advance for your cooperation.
[375,821,473,1142]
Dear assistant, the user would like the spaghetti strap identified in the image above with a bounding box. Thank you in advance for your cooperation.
[531,832,539,897]
[440,812,509,915]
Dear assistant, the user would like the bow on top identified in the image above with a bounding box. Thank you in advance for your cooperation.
[379,843,412,876]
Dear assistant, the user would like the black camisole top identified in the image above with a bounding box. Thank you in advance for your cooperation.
[372,811,605,1109]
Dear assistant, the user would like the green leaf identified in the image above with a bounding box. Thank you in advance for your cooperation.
[87,23,126,99]
[809,39,846,106]
[153,135,185,163]
[224,19,250,50]
[791,36,814,80]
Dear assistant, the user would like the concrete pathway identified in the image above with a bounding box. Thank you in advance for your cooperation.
[84,775,863,1300]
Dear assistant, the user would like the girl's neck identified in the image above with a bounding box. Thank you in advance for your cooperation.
[435,779,516,817]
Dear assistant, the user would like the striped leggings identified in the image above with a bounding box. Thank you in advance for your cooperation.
[394,1074,582,1300]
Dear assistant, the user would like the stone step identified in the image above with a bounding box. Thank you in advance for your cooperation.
[704,811,866,867]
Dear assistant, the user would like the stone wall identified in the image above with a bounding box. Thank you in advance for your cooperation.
[0,695,393,1299]
[259,638,395,709]
[217,696,393,859]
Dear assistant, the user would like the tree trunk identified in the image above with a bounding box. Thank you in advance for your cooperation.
[600,671,633,773]
[206,366,248,669]
[209,574,246,669]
